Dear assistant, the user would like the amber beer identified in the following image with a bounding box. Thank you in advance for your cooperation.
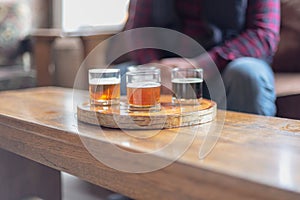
[89,79,120,105]
[127,82,161,107]
[126,67,161,110]
[88,69,120,105]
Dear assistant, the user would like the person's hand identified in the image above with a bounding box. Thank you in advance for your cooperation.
[159,53,218,80]
[159,58,198,69]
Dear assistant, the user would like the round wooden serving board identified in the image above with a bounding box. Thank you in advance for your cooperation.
[77,96,216,129]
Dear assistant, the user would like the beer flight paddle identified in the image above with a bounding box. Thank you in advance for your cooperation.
[77,67,216,129]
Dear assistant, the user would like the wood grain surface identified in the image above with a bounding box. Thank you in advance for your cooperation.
[77,96,216,129]
[0,87,300,200]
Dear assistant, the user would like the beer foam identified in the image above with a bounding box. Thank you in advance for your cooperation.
[89,78,120,85]
[172,78,203,83]
[127,82,161,88]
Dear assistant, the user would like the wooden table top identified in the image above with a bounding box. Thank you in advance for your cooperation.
[0,87,300,200]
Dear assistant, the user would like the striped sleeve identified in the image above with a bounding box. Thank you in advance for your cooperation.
[208,0,280,70]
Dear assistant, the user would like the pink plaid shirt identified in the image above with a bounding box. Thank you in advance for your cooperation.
[125,0,280,70]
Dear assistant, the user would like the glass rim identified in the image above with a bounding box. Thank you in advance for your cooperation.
[126,68,161,76]
[89,68,120,73]
[171,68,203,73]
[128,65,157,72]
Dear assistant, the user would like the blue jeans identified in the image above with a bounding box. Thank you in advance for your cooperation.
[220,57,276,116]
[114,57,276,116]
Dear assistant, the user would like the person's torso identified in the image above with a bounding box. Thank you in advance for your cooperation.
[152,0,248,49]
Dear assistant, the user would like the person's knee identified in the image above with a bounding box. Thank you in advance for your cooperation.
[222,57,276,116]
[223,57,272,85]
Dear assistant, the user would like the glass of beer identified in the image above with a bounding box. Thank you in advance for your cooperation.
[88,68,120,105]
[126,68,161,111]
[172,68,203,105]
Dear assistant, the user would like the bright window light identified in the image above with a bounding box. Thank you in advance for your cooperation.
[62,0,129,32]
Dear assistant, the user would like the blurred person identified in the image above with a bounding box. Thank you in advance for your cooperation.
[119,0,280,116]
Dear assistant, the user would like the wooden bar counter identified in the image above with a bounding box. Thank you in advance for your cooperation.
[0,87,300,199]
